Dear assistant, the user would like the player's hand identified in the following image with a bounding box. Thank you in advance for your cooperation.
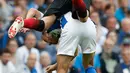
[46,64,57,73]
[19,28,30,33]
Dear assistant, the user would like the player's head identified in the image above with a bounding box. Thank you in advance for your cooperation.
[42,29,61,44]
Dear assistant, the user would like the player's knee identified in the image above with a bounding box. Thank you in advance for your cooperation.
[57,55,73,69]
[57,61,69,73]
[29,8,37,13]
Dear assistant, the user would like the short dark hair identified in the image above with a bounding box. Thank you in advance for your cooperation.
[0,49,10,56]
[105,4,115,11]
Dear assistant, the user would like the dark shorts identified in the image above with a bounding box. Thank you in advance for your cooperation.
[44,0,91,18]
[44,0,72,18]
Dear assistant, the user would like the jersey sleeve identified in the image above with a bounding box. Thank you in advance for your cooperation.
[44,0,72,18]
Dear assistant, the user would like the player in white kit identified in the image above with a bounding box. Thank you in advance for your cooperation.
[8,0,97,73]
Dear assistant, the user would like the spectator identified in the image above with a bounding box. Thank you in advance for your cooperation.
[15,32,40,73]
[106,31,118,44]
[119,37,130,63]
[99,38,119,73]
[106,0,118,8]
[6,38,18,64]
[40,51,56,73]
[90,11,108,44]
[92,0,104,18]
[0,49,16,73]
[115,0,130,22]
[106,16,118,32]
[37,40,48,53]
[101,3,116,26]
[90,11,108,54]
[0,0,13,30]
[94,54,101,73]
[28,0,45,10]
[12,6,23,20]
[118,18,130,45]
[114,48,130,73]
[17,53,37,73]
[14,0,28,18]
[37,40,57,64]
[28,0,53,12]
[106,31,120,53]
[0,17,8,49]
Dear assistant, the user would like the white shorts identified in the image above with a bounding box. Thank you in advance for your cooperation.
[57,12,96,56]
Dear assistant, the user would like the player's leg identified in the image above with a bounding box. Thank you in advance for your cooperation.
[81,42,97,73]
[56,49,78,73]
[72,0,89,22]
[8,14,56,38]
[83,53,96,73]
[26,8,43,19]
[56,23,80,73]
[46,48,78,73]
[8,0,71,38]
[24,15,56,31]
[79,16,97,73]
[57,55,74,73]
[56,39,79,73]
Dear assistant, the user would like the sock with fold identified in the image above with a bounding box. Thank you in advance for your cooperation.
[24,18,45,31]
[72,0,87,18]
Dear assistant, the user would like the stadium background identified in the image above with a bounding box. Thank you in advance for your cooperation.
[0,0,130,73]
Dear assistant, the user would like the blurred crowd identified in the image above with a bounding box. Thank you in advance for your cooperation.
[1,0,130,73]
